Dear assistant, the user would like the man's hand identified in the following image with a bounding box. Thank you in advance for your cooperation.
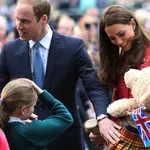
[98,118,121,145]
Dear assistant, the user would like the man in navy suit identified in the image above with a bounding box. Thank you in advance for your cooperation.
[0,0,121,149]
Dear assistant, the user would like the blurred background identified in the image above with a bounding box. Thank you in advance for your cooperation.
[0,0,150,51]
[0,0,150,150]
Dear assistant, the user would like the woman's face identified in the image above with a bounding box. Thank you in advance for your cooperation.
[105,22,136,51]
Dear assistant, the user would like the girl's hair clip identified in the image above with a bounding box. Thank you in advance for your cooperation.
[0,98,4,103]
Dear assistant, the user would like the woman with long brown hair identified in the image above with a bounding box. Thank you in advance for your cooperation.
[90,5,150,149]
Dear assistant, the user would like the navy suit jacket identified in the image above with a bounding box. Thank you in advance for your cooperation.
[0,29,111,150]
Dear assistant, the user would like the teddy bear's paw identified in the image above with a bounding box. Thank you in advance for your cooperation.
[107,98,138,117]
[107,104,128,117]
[107,101,127,117]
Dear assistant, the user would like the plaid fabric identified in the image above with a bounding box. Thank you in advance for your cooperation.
[107,119,150,150]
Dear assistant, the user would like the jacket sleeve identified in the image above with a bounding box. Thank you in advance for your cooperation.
[0,44,10,92]
[75,39,111,116]
[20,90,73,146]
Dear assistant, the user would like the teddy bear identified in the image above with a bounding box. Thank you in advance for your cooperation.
[107,66,150,117]
[84,67,150,148]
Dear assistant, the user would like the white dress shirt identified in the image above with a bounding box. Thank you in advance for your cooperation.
[8,117,24,124]
[29,25,53,74]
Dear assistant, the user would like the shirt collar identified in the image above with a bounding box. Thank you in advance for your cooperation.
[29,25,53,49]
[8,117,24,124]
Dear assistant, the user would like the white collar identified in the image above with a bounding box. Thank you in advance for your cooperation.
[29,25,52,49]
[8,117,24,124]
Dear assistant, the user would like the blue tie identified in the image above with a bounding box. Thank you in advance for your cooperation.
[33,42,44,89]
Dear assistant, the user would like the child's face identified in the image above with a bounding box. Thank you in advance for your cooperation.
[22,102,36,120]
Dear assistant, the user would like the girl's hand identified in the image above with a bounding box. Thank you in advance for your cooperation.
[19,78,43,94]
[24,113,38,124]
[30,113,38,120]
[24,119,32,124]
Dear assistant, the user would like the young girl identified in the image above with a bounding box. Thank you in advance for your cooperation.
[0,78,73,150]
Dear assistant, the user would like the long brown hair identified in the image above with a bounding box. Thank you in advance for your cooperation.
[98,5,150,88]
[0,79,38,129]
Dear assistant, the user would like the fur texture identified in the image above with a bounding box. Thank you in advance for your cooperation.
[107,67,150,117]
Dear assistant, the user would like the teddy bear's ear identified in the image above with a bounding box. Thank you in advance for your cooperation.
[124,68,140,89]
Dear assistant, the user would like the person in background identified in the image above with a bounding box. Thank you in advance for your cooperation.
[0,15,7,51]
[134,8,149,28]
[90,5,150,149]
[0,0,111,150]
[5,27,19,42]
[0,129,9,150]
[77,15,93,49]
[0,78,73,150]
[56,14,75,36]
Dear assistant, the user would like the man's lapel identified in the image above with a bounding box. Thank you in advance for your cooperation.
[17,41,33,79]
[44,31,60,90]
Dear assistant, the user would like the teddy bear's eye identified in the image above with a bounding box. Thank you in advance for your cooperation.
[134,79,137,82]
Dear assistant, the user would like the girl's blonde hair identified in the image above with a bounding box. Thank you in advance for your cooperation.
[0,79,38,129]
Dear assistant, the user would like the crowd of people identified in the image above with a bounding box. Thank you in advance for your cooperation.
[0,0,150,150]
